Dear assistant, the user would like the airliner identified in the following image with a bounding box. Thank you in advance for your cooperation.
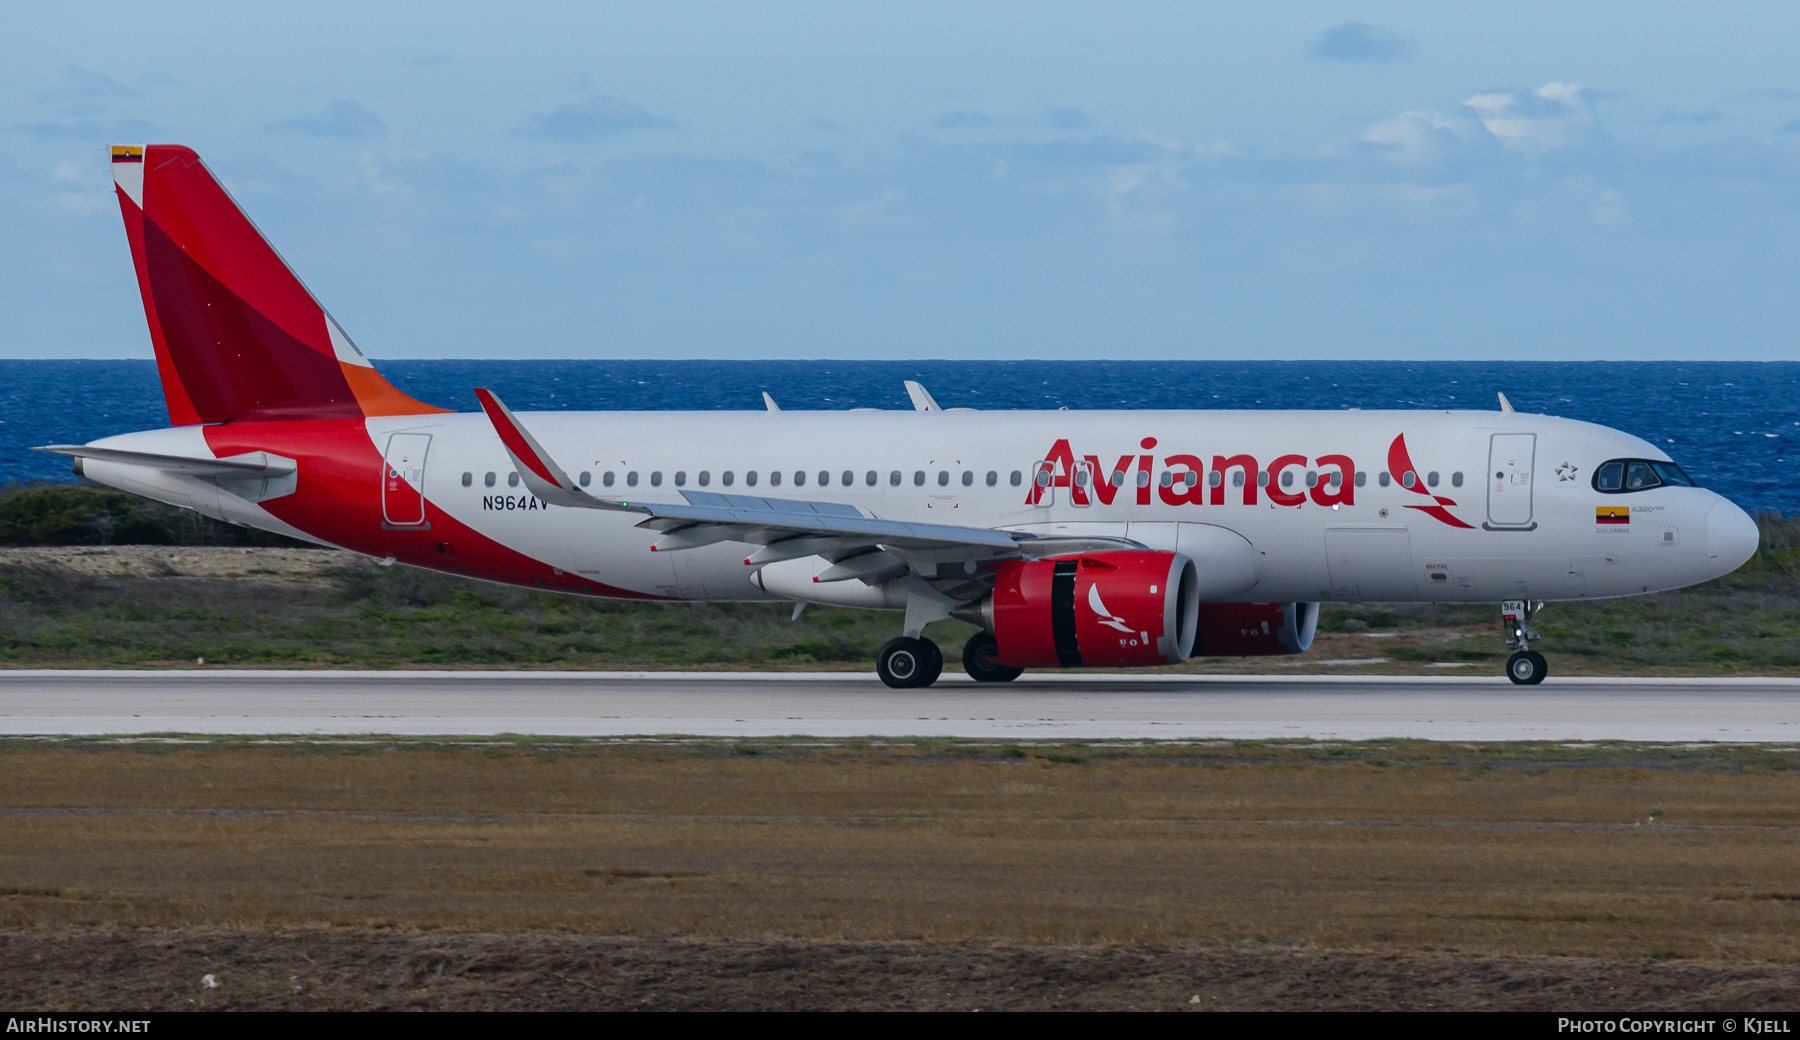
[39,145,1761,687]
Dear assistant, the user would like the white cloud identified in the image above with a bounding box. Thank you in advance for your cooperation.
[1592,187,1628,227]
[1462,82,1590,153]
[1358,108,1473,164]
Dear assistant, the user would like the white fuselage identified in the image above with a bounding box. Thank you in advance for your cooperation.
[81,407,1754,606]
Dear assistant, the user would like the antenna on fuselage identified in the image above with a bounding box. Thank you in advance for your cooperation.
[1497,392,1515,413]
[762,392,781,412]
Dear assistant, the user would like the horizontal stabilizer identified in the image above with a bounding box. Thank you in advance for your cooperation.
[34,444,294,477]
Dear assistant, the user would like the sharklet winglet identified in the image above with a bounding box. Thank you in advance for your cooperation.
[474,388,615,510]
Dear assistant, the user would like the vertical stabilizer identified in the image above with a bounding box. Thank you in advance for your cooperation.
[112,144,446,425]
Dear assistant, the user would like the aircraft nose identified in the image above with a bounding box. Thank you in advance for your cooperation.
[1705,499,1759,577]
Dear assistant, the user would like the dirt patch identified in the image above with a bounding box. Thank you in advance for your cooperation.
[4,929,1797,1011]
[0,546,360,583]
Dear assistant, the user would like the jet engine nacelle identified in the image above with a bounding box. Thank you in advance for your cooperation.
[971,551,1201,668]
[1192,602,1319,656]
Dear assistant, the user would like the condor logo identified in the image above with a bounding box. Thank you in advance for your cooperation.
[1087,585,1136,637]
[1387,434,1474,530]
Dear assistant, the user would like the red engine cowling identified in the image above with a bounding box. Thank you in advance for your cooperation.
[983,551,1200,668]
[1192,602,1319,656]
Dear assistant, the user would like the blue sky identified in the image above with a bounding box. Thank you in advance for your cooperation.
[7,2,1800,360]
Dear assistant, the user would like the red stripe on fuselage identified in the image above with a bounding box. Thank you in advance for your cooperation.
[200,420,664,600]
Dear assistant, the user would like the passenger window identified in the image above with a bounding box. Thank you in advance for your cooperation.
[939,471,950,486]
[697,471,710,487]
[1625,462,1659,490]
[462,472,473,487]
[819,471,830,487]
[1010,471,1022,487]
[1305,471,1317,488]
[890,471,902,486]
[626,472,638,487]
[1427,471,1439,487]
[747,471,759,487]
[1209,471,1222,487]
[1401,471,1416,489]
[1280,471,1293,488]
[1328,471,1341,488]
[914,471,925,486]
[485,472,497,488]
[578,471,590,487]
[1182,472,1197,489]
[1378,472,1390,487]
[675,471,687,487]
[793,471,804,487]
[1233,471,1245,488]
[963,471,974,487]
[650,472,662,487]
[1257,472,1269,488]
[863,470,875,486]
[1452,472,1463,487]
[603,472,615,487]
[769,471,781,486]
[986,471,997,486]
[722,471,734,487]
[508,472,520,488]
[1160,472,1174,488]
[1355,471,1366,487]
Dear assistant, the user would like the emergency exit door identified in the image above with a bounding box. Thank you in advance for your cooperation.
[382,433,431,527]
[1487,433,1535,528]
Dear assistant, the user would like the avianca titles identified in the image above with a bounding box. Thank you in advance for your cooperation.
[42,144,1760,688]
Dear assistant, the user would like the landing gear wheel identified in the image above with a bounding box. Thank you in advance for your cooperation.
[963,632,1023,683]
[1506,650,1548,685]
[878,637,942,689]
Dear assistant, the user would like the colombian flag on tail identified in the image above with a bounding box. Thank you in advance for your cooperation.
[1596,505,1630,525]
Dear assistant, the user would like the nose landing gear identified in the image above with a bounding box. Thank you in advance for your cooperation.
[1501,599,1548,684]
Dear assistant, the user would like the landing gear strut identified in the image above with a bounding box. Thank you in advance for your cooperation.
[877,636,943,689]
[1501,599,1547,685]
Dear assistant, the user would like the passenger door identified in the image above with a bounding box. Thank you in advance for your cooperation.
[1486,433,1535,529]
[382,433,431,527]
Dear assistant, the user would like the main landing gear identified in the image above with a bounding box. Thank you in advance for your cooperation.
[1501,599,1548,685]
[962,631,1023,683]
[877,636,943,689]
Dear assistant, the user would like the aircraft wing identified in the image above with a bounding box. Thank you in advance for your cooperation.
[475,387,1025,562]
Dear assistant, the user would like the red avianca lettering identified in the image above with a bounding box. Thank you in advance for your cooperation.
[1026,438,1357,510]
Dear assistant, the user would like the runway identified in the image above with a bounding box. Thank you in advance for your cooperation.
[2,670,1799,741]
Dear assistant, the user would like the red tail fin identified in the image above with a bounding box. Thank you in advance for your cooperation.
[111,144,446,425]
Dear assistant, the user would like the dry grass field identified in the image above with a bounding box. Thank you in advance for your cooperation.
[4,738,1800,1009]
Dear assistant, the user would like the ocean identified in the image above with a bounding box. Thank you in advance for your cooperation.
[3,359,1796,515]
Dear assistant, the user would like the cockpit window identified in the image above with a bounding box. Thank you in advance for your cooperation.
[1652,461,1695,487]
[1593,458,1698,494]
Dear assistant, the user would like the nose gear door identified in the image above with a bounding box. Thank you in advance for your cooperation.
[382,432,431,527]
[1486,433,1535,528]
